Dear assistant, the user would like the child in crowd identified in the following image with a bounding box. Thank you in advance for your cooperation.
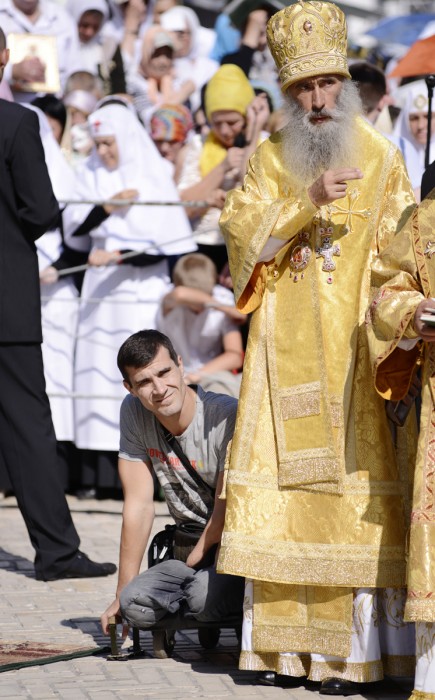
[125,25,194,125]
[157,253,245,397]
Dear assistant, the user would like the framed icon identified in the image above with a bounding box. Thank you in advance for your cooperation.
[8,33,60,93]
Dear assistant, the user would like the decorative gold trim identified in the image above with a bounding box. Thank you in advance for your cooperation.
[280,54,350,90]
[231,308,267,476]
[309,658,383,682]
[253,626,351,660]
[280,391,320,419]
[409,692,435,700]
[239,650,309,675]
[330,399,344,429]
[224,469,408,495]
[381,653,415,677]
[239,653,414,683]
[221,533,403,561]
[280,382,321,420]
[225,470,277,489]
[218,543,406,587]
[278,454,339,486]
[405,599,435,622]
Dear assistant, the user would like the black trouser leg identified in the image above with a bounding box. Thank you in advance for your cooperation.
[0,343,79,577]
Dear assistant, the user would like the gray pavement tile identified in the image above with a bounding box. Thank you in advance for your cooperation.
[0,688,28,698]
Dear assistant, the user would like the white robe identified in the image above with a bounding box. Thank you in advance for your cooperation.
[63,104,196,450]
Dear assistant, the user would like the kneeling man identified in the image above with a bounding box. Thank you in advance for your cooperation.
[101,329,243,636]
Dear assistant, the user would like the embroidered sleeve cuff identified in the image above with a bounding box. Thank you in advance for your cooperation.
[269,190,318,241]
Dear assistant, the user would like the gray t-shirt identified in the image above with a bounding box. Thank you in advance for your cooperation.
[119,386,237,526]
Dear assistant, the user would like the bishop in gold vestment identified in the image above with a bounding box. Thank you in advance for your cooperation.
[217,0,416,688]
[368,189,435,698]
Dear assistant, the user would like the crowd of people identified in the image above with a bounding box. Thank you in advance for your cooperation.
[0,0,274,496]
[2,0,435,695]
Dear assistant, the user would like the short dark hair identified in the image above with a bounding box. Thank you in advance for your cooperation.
[31,94,67,135]
[349,61,386,114]
[0,27,6,51]
[117,330,179,383]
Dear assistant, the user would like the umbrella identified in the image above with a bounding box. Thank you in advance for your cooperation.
[389,35,435,169]
[389,34,435,78]
[364,14,435,48]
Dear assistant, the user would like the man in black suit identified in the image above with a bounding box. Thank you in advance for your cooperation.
[0,28,116,581]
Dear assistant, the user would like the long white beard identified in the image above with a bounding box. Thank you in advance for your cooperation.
[281,80,363,188]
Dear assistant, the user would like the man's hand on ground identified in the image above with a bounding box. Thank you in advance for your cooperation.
[101,597,129,637]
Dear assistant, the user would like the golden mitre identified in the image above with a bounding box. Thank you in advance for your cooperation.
[267,0,351,91]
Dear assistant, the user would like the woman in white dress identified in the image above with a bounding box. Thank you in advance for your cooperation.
[63,103,196,464]
[391,80,435,202]
[28,105,83,490]
[29,107,79,445]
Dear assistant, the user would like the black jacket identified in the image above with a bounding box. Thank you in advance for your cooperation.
[422,160,435,201]
[0,100,59,342]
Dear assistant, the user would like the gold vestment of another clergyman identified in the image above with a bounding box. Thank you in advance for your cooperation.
[217,117,416,669]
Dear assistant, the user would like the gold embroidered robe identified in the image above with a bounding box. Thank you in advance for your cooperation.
[217,116,416,664]
[368,189,435,624]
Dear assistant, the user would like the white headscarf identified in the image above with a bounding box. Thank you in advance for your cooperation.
[25,105,77,202]
[25,105,78,264]
[160,6,201,59]
[67,0,109,24]
[391,80,435,188]
[159,6,218,112]
[63,104,196,256]
[64,89,98,116]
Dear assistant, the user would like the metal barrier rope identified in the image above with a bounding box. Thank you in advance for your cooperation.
[59,198,209,207]
[41,296,156,304]
[48,392,125,400]
[39,202,224,402]
[54,232,200,277]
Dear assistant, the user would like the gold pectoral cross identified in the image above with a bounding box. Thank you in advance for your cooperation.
[316,231,341,284]
[327,188,372,233]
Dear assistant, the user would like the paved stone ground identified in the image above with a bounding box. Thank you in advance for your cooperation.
[0,494,414,699]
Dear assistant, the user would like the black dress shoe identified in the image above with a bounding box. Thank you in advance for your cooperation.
[256,671,302,688]
[320,677,361,696]
[36,551,117,581]
[256,671,276,686]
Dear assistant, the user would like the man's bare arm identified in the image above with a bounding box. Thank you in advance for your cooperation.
[185,471,227,569]
[100,458,155,634]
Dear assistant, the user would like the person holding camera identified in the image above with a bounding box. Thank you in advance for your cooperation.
[177,63,269,276]
[100,329,244,637]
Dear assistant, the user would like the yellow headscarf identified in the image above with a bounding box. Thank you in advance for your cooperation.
[200,64,255,176]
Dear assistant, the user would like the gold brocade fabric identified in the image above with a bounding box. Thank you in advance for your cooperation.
[218,117,416,657]
[239,651,413,682]
[369,190,435,623]
[252,581,353,658]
